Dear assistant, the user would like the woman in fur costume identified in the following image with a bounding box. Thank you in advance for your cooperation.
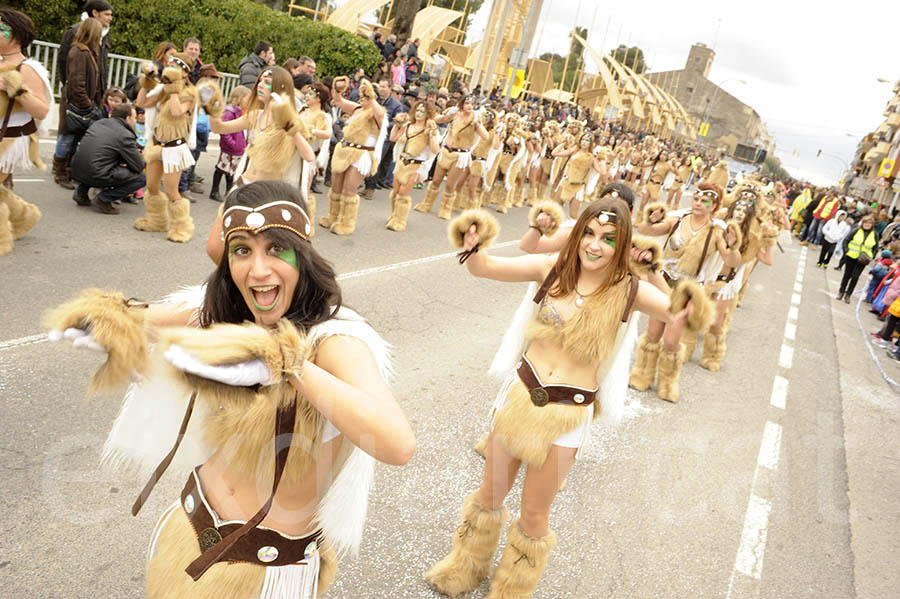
[134,52,202,243]
[551,131,603,219]
[385,100,440,232]
[484,113,527,215]
[414,96,490,219]
[0,8,50,256]
[320,77,384,235]
[628,182,741,401]
[46,181,415,599]
[426,198,696,599]
[208,67,315,187]
[667,154,692,209]
[524,114,546,206]
[297,82,334,236]
[461,108,497,211]
[638,147,673,220]
[698,197,775,371]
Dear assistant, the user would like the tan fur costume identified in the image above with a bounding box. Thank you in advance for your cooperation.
[448,209,500,250]
[485,519,556,599]
[246,95,310,177]
[631,234,663,276]
[557,150,593,202]
[330,81,380,175]
[528,200,565,237]
[0,65,45,170]
[707,160,730,190]
[42,289,149,392]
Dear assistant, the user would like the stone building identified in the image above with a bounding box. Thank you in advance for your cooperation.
[646,43,774,156]
[847,80,900,207]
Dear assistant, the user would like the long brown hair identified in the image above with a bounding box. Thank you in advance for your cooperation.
[73,18,102,54]
[249,66,294,113]
[551,196,632,298]
[153,42,176,64]
[200,181,342,330]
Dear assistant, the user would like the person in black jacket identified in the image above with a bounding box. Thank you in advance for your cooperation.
[71,103,146,214]
[53,1,113,190]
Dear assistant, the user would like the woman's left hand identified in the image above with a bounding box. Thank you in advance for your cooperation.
[164,344,276,387]
[463,223,480,251]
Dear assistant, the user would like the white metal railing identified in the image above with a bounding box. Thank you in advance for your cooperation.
[29,40,239,99]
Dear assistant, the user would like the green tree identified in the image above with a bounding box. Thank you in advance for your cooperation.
[537,27,588,92]
[609,44,648,74]
[762,155,791,180]
[387,0,484,45]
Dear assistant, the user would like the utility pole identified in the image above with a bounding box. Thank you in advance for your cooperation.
[504,0,544,104]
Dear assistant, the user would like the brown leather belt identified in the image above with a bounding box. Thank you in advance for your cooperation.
[649,179,663,185]
[516,356,597,407]
[502,150,516,155]
[1,119,36,139]
[153,135,187,148]
[180,469,321,568]
[342,141,374,151]
[400,155,424,165]
[445,146,469,153]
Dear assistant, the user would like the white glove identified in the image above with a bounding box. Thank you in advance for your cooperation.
[147,83,164,98]
[197,83,214,105]
[164,344,276,387]
[48,327,106,352]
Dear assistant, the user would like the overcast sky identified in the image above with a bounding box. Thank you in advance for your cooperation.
[347,0,900,185]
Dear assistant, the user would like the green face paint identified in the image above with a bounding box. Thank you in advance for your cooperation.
[251,292,279,312]
[0,24,11,41]
[604,237,616,249]
[277,247,298,270]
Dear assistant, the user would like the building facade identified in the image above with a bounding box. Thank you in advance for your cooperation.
[848,80,900,209]
[647,43,774,156]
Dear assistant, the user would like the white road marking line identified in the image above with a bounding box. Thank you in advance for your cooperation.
[778,343,794,369]
[733,493,773,579]
[770,375,788,409]
[0,240,520,352]
[791,293,801,305]
[793,283,802,293]
[757,422,783,470]
[784,322,796,341]
[9,178,44,182]
[787,306,799,322]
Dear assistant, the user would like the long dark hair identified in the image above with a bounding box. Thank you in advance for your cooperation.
[552,196,633,298]
[199,181,342,331]
[725,198,757,254]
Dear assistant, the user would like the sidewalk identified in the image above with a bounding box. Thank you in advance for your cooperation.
[821,257,900,599]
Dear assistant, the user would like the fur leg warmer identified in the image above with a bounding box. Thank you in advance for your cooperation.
[512,185,525,208]
[166,196,194,243]
[319,189,340,229]
[42,289,149,392]
[629,334,661,391]
[305,193,316,238]
[699,331,727,372]
[681,328,699,363]
[414,181,441,213]
[386,193,411,232]
[331,193,359,235]
[0,201,12,256]
[134,191,169,233]
[425,493,509,597]
[0,186,40,240]
[526,183,538,207]
[473,434,489,458]
[485,519,556,599]
[657,345,684,403]
[437,190,457,220]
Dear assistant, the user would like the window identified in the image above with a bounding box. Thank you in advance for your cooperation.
[695,57,700,63]
[687,86,694,93]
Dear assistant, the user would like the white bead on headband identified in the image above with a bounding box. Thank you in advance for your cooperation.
[223,201,312,243]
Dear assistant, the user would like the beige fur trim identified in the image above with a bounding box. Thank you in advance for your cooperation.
[448,209,500,249]
[529,200,565,236]
[492,381,587,468]
[644,202,668,225]
[725,221,742,252]
[631,234,662,275]
[42,289,148,392]
[0,67,24,96]
[669,280,714,332]
[198,79,225,118]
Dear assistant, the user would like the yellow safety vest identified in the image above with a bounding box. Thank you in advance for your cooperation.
[847,228,877,260]
[818,198,839,220]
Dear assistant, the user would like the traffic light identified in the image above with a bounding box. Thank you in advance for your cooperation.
[817,149,822,157]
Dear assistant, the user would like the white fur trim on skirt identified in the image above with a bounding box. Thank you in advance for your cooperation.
[0,136,33,173]
[161,144,196,174]
[455,150,473,169]
[350,151,374,176]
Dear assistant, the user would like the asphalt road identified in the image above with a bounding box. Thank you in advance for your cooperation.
[1,143,897,598]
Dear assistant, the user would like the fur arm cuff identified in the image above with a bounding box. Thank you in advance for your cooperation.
[1,69,25,97]
[669,280,713,332]
[760,223,778,248]
[158,319,310,386]
[724,221,743,251]
[42,289,149,392]
[197,80,224,118]
[644,202,668,225]
[271,94,309,139]
[630,234,663,275]
[448,209,500,249]
[528,200,565,236]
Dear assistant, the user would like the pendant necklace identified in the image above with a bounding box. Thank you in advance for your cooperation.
[574,288,587,308]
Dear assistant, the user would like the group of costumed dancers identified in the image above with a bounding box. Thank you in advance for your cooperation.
[2,8,790,597]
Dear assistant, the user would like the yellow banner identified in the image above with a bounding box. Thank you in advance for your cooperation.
[506,67,526,99]
[879,158,894,177]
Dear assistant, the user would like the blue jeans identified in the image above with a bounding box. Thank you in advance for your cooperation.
[805,218,825,244]
[55,133,77,158]
[77,172,146,204]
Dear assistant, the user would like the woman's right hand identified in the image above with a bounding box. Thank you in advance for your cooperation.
[48,327,107,353]
[648,207,666,224]
[463,223,481,251]
[536,211,556,231]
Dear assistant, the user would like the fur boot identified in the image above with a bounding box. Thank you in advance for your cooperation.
[319,189,340,229]
[629,334,661,391]
[53,155,75,189]
[414,181,441,213]
[681,328,699,363]
[526,183,538,206]
[305,193,316,238]
[485,519,556,599]
[134,191,170,232]
[496,187,513,214]
[512,185,525,208]
[386,193,411,232]
[490,184,505,209]
[437,190,457,220]
[166,196,194,243]
[0,201,13,256]
[331,193,359,235]
[425,493,509,597]
[699,331,727,372]
[479,186,491,207]
[0,186,40,239]
[657,345,684,403]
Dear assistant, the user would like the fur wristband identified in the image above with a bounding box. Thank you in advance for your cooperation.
[529,200,565,237]
[448,209,500,250]
[669,280,714,332]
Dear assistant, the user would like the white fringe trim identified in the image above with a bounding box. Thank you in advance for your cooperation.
[259,552,319,599]
[161,144,195,174]
[455,150,472,169]
[0,137,33,173]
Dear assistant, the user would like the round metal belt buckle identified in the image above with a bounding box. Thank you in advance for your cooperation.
[198,527,223,552]
[530,387,550,407]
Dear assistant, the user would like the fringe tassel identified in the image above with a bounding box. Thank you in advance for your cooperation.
[161,144,196,174]
[259,552,319,599]
[0,137,32,172]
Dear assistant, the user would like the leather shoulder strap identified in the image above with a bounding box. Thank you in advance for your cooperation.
[621,274,639,322]
[695,225,716,277]
[533,267,559,304]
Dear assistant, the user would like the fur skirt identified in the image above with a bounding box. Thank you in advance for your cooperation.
[0,136,33,173]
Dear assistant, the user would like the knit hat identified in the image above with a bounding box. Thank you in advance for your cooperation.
[882,250,892,259]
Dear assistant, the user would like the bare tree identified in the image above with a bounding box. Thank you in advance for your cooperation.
[391,0,420,46]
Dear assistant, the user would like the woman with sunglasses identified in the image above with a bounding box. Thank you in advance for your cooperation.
[0,8,50,256]
[630,182,742,401]
[426,198,702,599]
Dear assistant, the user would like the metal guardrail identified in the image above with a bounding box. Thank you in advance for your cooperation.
[29,40,240,99]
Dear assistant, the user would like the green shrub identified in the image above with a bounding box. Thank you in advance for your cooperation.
[25,0,381,77]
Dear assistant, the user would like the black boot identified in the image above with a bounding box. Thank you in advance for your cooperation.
[53,155,75,190]
[72,187,91,206]
[209,168,224,202]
